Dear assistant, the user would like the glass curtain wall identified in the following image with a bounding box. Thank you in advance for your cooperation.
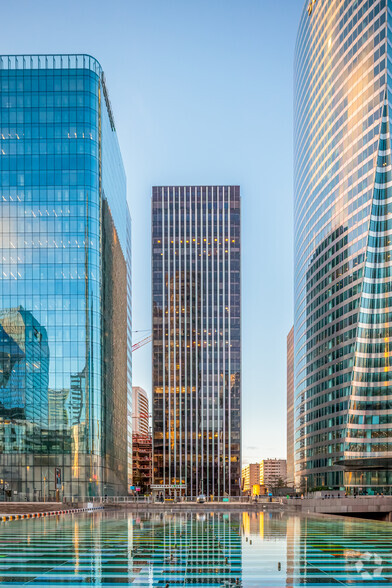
[294,1,392,493]
[0,55,130,500]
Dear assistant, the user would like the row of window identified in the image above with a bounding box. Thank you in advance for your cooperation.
[348,428,392,438]
[0,170,98,188]
[0,93,98,109]
[296,318,358,392]
[346,443,392,452]
[0,154,98,170]
[0,70,98,91]
[296,409,348,437]
[304,328,357,366]
[305,342,355,380]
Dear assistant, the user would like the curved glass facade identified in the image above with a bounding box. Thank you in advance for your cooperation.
[294,1,392,492]
[0,55,131,499]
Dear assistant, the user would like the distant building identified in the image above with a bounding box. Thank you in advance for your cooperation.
[286,327,294,487]
[260,459,287,488]
[132,387,149,435]
[132,433,152,492]
[131,387,151,491]
[242,463,260,493]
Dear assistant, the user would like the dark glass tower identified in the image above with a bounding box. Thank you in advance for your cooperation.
[152,186,241,498]
[0,54,132,499]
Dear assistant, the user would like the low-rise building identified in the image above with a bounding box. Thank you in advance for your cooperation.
[132,433,152,492]
[132,387,152,492]
[242,463,260,493]
[260,459,287,488]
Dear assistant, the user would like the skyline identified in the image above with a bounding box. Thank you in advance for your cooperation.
[0,2,391,586]
[0,0,306,464]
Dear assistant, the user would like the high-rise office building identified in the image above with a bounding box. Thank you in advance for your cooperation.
[152,186,241,497]
[294,2,392,493]
[286,326,294,487]
[132,386,149,435]
[0,54,132,499]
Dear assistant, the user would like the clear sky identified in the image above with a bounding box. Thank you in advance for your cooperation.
[1,0,305,464]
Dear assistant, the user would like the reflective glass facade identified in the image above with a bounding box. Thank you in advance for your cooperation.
[0,55,131,499]
[152,186,241,497]
[287,326,295,487]
[294,1,392,492]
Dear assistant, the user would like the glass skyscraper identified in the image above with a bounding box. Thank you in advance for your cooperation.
[152,186,241,497]
[0,54,131,499]
[294,1,392,493]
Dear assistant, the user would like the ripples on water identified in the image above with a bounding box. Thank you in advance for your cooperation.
[0,510,391,586]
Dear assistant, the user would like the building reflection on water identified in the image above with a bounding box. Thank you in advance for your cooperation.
[0,512,391,585]
[286,515,301,587]
[132,512,243,586]
[242,510,287,542]
[241,511,293,586]
[53,511,243,585]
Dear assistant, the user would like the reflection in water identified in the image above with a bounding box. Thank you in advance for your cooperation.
[0,511,391,586]
[132,512,242,585]
[286,515,300,587]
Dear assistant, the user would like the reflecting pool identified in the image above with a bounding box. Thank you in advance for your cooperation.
[0,510,391,586]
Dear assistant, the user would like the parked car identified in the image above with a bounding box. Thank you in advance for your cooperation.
[197,494,207,503]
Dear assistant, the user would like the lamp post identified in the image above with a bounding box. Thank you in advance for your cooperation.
[43,477,46,502]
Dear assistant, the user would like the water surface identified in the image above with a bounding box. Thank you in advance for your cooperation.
[0,510,391,586]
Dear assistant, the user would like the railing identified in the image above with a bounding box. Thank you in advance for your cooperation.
[0,494,284,505]
[92,496,283,505]
[284,494,392,501]
[0,54,102,74]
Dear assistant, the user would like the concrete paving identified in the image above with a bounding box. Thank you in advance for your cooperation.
[284,496,392,520]
[0,502,62,515]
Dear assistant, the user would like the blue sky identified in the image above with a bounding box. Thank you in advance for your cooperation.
[1,0,305,464]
